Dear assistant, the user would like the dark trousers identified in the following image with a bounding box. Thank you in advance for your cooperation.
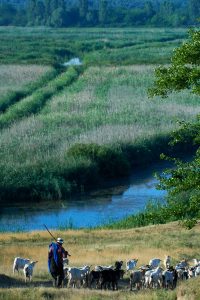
[49,258,64,287]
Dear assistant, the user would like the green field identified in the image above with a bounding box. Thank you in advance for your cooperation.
[0,27,187,65]
[0,26,198,203]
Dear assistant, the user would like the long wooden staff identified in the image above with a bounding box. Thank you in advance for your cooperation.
[43,224,57,242]
[44,224,71,256]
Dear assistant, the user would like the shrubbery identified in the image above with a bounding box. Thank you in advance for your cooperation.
[66,143,130,178]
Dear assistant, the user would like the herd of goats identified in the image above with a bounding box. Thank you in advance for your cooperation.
[12,256,200,291]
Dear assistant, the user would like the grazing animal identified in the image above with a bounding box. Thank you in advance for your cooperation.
[99,269,124,290]
[145,266,163,288]
[114,261,123,270]
[67,265,91,288]
[175,259,189,280]
[175,267,188,281]
[162,269,176,289]
[23,261,38,282]
[176,259,189,269]
[188,267,196,278]
[193,259,200,267]
[130,270,143,291]
[149,258,162,269]
[63,258,69,265]
[94,265,113,271]
[63,266,69,278]
[89,270,102,288]
[13,257,30,274]
[164,255,171,269]
[195,266,200,277]
[126,259,138,271]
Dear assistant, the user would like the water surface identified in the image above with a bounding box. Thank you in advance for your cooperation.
[0,162,170,232]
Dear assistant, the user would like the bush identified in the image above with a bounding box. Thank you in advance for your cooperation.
[66,143,130,179]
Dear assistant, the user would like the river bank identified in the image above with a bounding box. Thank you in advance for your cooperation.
[0,159,171,232]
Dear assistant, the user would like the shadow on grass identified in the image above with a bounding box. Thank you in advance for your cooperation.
[0,274,52,289]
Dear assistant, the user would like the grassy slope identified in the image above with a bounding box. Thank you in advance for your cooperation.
[0,222,200,299]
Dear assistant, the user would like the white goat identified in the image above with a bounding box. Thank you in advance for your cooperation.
[13,257,30,274]
[94,265,113,272]
[145,266,163,288]
[63,257,69,265]
[67,265,91,288]
[126,259,138,271]
[149,258,162,269]
[193,259,200,267]
[23,261,38,282]
[130,270,144,290]
[195,266,200,277]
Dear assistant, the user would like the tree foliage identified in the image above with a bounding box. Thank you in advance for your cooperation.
[150,29,200,228]
[0,0,199,27]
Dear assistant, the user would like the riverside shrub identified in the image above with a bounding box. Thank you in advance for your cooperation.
[66,143,131,178]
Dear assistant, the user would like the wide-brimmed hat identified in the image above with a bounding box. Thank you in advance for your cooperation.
[57,237,64,244]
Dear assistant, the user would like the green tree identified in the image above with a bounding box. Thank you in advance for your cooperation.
[188,0,200,24]
[27,0,37,25]
[79,0,88,24]
[144,1,155,21]
[149,29,200,229]
[51,7,66,27]
[151,0,176,26]
[0,4,16,25]
[44,0,51,25]
[99,0,108,25]
[35,0,45,25]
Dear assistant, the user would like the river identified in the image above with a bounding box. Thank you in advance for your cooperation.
[0,161,171,232]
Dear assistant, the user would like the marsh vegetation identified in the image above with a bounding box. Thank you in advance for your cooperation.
[0,27,198,209]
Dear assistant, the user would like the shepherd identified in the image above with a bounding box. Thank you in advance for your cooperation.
[48,237,71,288]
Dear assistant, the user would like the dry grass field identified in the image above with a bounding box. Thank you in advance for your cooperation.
[0,222,200,300]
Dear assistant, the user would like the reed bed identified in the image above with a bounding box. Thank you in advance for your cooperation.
[0,27,187,65]
[0,64,52,97]
[0,64,199,201]
[0,222,199,299]
[0,66,81,128]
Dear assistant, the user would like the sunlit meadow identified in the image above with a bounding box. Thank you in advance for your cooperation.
[0,222,200,299]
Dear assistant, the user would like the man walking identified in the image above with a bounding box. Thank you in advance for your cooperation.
[48,237,70,287]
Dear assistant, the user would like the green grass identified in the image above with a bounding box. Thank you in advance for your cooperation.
[0,66,82,128]
[0,64,199,201]
[0,27,187,65]
[0,65,59,112]
[0,65,52,97]
[0,27,198,202]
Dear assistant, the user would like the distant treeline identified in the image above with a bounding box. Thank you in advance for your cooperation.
[0,0,199,27]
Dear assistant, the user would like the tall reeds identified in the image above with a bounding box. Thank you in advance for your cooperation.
[0,65,199,201]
